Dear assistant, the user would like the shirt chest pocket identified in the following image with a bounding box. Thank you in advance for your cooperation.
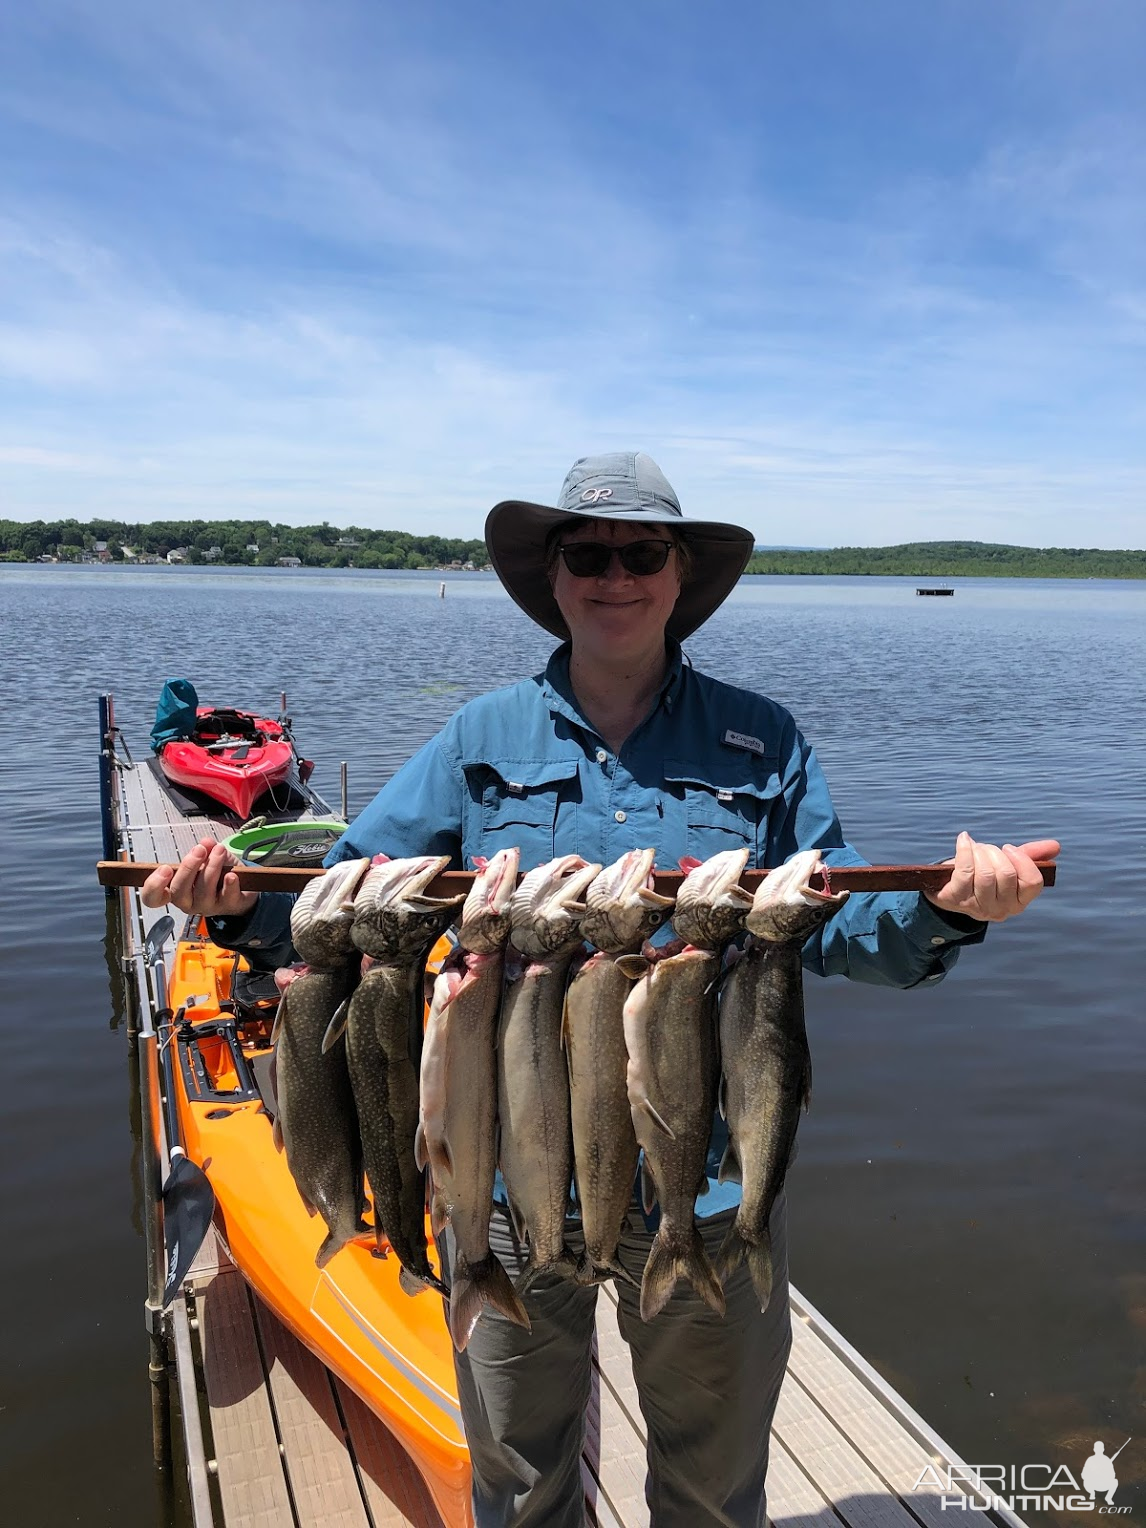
[664,759,783,864]
[463,757,581,867]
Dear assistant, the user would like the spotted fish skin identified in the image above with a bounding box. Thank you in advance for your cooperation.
[417,849,530,1351]
[716,851,849,1310]
[276,859,371,1268]
[497,855,601,1291]
[347,857,464,1292]
[566,850,675,1286]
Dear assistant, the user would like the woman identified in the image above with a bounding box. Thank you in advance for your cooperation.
[145,451,1057,1528]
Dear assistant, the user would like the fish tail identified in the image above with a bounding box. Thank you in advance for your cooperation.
[717,1220,774,1311]
[448,1253,532,1352]
[515,1244,580,1297]
[640,1224,726,1322]
[576,1254,641,1290]
[314,1229,349,1269]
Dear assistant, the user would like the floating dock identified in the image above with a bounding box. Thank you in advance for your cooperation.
[100,695,1023,1528]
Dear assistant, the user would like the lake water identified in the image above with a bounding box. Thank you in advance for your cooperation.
[1,565,1142,1526]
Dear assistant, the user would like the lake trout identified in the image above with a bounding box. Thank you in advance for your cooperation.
[274,857,371,1268]
[565,849,675,1286]
[716,849,848,1310]
[497,853,601,1291]
[620,850,753,1321]
[345,856,465,1293]
[417,849,531,1351]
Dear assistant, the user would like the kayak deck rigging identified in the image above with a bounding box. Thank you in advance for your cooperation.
[99,692,1026,1528]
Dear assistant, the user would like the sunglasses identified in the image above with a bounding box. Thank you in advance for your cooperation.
[558,539,676,578]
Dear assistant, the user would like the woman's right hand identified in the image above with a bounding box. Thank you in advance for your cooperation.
[141,836,259,918]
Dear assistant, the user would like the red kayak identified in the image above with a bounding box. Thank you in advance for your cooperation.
[159,707,313,820]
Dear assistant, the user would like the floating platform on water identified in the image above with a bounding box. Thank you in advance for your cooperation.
[916,587,955,596]
[99,694,1024,1528]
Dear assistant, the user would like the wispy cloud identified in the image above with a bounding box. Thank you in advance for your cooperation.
[0,1,1143,545]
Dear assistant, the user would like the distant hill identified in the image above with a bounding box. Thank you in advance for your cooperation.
[745,540,1146,579]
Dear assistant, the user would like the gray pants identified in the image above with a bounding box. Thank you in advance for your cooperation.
[439,1196,791,1528]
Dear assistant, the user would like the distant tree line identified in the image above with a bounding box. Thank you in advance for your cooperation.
[746,540,1146,579]
[0,517,490,570]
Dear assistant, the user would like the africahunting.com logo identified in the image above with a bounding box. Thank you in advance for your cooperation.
[914,1438,1132,1513]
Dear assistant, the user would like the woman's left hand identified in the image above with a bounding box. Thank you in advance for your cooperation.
[924,832,1061,923]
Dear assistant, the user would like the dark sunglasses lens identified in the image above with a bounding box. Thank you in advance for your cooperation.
[560,541,672,577]
[620,541,671,575]
[561,544,612,577]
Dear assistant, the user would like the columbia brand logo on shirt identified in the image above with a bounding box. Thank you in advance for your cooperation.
[722,730,768,757]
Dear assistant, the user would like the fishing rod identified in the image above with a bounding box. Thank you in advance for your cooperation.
[98,858,1058,898]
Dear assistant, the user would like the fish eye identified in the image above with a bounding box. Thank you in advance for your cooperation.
[648,912,663,925]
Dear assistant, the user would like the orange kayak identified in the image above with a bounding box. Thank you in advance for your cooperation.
[166,925,472,1527]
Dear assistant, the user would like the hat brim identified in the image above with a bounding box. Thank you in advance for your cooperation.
[484,499,754,642]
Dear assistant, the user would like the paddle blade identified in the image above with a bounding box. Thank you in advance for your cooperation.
[161,1154,216,1306]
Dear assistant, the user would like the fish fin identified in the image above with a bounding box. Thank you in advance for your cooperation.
[577,1255,640,1290]
[635,1097,676,1140]
[315,1229,350,1269]
[505,1195,528,1246]
[413,1121,427,1172]
[399,1266,437,1298]
[640,1225,726,1322]
[717,1221,773,1311]
[272,1115,284,1152]
[718,1142,741,1185]
[269,988,288,1045]
[516,1246,579,1297]
[320,998,350,1053]
[640,1157,658,1216]
[615,954,649,981]
[449,1254,531,1352]
[718,1074,727,1121]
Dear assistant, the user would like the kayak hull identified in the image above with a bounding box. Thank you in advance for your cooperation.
[159,707,298,820]
[166,931,472,1527]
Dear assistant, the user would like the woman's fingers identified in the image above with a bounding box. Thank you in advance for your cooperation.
[138,837,255,917]
[926,831,1057,922]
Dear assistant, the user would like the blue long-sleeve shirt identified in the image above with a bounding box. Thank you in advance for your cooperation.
[212,639,984,1214]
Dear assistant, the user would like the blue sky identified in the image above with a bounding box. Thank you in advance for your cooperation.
[1,0,1143,546]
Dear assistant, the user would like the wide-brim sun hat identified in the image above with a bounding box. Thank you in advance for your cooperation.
[484,451,755,642]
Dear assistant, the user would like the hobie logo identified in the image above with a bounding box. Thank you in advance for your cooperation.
[580,488,614,503]
[913,1439,1132,1513]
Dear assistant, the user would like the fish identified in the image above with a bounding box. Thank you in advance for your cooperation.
[343,856,465,1293]
[715,850,849,1310]
[565,849,675,1285]
[274,857,371,1268]
[417,849,531,1351]
[619,851,754,1321]
[497,853,601,1291]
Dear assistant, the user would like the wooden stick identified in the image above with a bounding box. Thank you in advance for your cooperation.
[96,859,1057,896]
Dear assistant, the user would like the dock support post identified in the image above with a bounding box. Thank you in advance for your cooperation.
[98,694,120,883]
[138,1025,172,1466]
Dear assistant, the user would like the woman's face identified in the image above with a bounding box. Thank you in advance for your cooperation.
[550,519,682,668]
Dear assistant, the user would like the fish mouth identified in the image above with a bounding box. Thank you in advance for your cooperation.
[677,848,753,908]
[512,854,600,920]
[467,847,521,920]
[290,857,372,951]
[587,848,675,913]
[354,854,458,913]
[310,857,372,916]
[746,850,849,939]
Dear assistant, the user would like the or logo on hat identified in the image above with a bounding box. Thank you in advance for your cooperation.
[580,488,613,503]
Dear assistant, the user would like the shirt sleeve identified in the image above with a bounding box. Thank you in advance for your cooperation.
[773,725,987,989]
[207,733,465,963]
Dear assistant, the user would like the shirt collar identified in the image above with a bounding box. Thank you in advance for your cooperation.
[540,638,685,732]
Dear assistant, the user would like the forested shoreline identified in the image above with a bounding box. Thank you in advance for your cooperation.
[2,519,1144,577]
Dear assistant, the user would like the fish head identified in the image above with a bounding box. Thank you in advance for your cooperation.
[457,847,520,953]
[508,854,603,957]
[746,850,850,942]
[579,848,676,953]
[289,858,371,966]
[350,855,466,960]
[671,848,754,949]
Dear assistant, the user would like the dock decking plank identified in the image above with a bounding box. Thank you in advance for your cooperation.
[786,1320,959,1528]
[335,1379,446,1528]
[767,1436,845,1528]
[254,1300,371,1528]
[772,1371,922,1528]
[194,1272,297,1528]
